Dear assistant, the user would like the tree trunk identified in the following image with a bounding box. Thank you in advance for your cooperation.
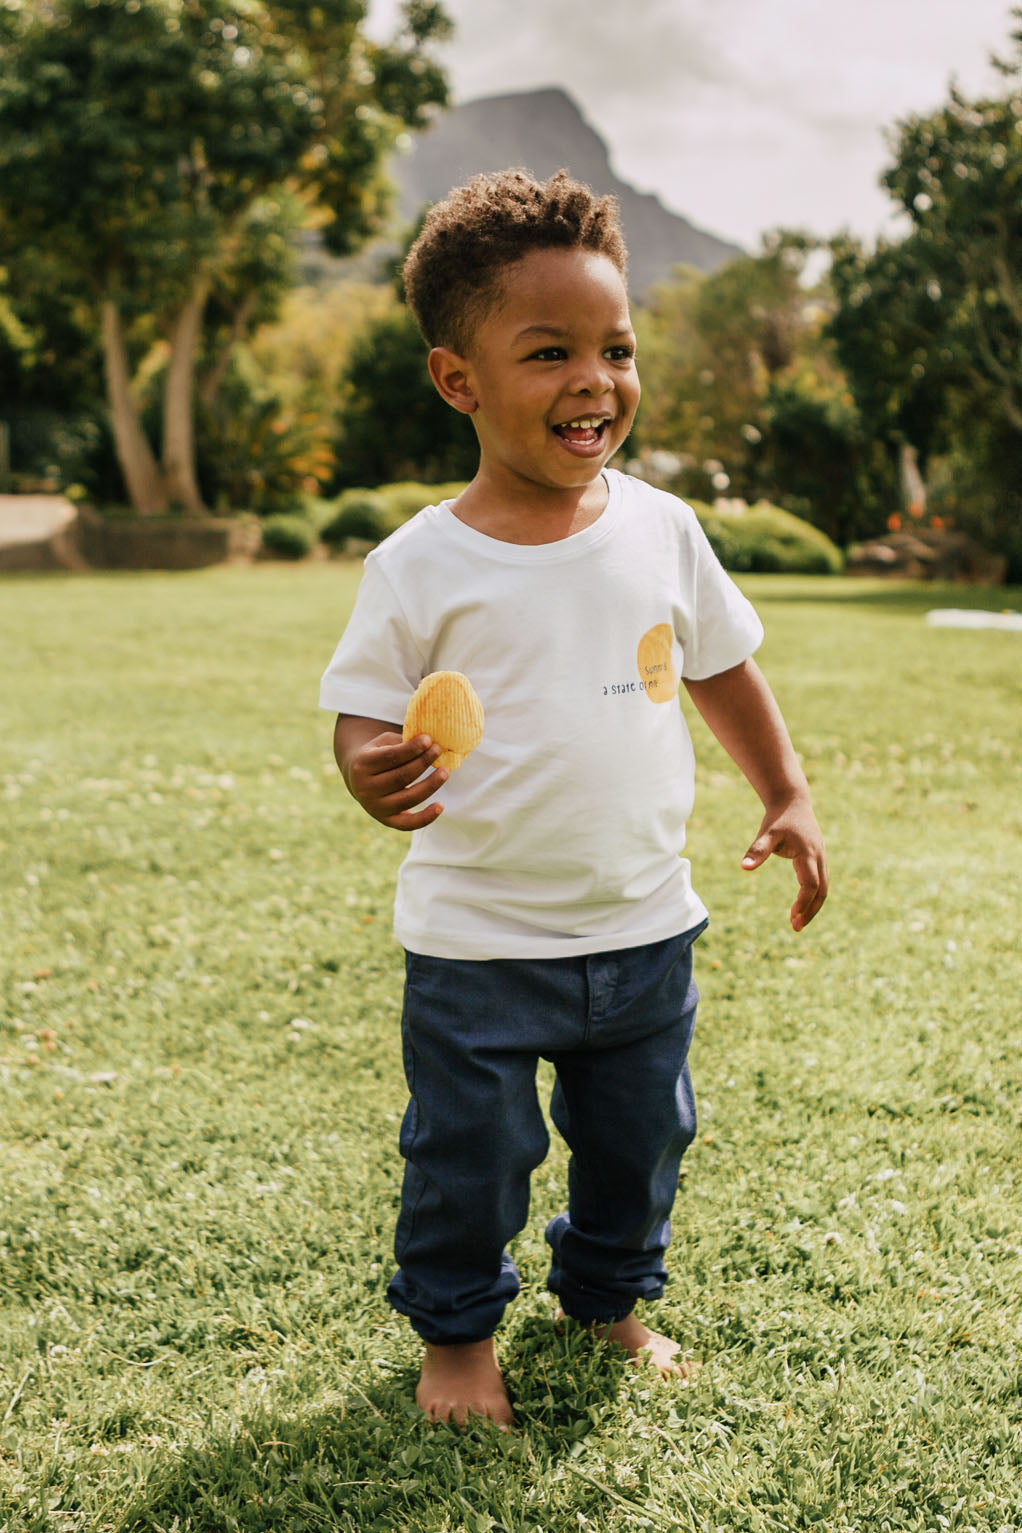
[162,274,211,514]
[899,441,926,514]
[101,298,168,514]
[199,289,257,408]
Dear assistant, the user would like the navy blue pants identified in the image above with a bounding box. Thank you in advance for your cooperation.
[387,922,705,1345]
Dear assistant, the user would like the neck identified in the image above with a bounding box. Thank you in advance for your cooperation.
[451,469,609,545]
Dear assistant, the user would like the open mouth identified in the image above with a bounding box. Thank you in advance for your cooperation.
[552,415,612,448]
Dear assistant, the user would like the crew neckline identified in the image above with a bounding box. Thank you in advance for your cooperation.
[435,470,623,563]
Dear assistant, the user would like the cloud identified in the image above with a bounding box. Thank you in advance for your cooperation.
[448,0,734,101]
[366,0,1016,245]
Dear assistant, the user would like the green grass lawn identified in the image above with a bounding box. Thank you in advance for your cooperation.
[1,567,1020,1532]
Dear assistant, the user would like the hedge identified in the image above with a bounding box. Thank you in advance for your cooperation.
[320,481,843,575]
[690,500,844,575]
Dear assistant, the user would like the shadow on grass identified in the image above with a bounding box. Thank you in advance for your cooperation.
[113,1316,629,1532]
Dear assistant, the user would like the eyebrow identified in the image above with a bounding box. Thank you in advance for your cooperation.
[514,323,635,342]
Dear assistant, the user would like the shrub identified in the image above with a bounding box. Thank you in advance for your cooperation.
[259,513,317,560]
[374,480,467,521]
[690,499,844,575]
[320,481,468,549]
[319,490,391,548]
[297,494,342,534]
[197,369,335,513]
[332,306,479,490]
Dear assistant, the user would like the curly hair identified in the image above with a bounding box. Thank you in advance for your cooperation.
[402,167,629,353]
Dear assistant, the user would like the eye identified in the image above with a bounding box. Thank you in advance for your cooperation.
[604,344,636,362]
[528,346,567,362]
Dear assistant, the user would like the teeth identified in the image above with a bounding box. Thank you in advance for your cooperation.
[562,417,605,429]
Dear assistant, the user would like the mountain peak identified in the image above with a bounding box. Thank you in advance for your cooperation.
[391,86,742,293]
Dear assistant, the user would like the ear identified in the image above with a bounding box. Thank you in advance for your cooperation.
[427,347,478,414]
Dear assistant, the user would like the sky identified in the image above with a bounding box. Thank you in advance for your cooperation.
[366,0,1017,250]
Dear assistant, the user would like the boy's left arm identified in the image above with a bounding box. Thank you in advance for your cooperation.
[683,657,828,932]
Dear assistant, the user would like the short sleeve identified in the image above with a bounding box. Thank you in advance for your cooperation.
[318,554,426,722]
[678,512,764,680]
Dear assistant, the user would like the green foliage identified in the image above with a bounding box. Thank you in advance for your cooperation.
[827,14,1022,576]
[0,412,111,495]
[245,281,394,417]
[333,305,480,489]
[691,500,845,574]
[258,512,318,560]
[1,569,1020,1529]
[0,0,317,298]
[321,480,468,547]
[0,0,451,510]
[759,371,897,547]
[632,235,896,542]
[926,441,1022,580]
[197,363,336,513]
[634,235,818,487]
[0,250,104,420]
[321,489,395,546]
[319,476,835,573]
[377,479,470,520]
[0,272,33,364]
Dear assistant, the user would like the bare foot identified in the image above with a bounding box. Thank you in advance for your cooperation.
[416,1338,513,1429]
[591,1313,700,1381]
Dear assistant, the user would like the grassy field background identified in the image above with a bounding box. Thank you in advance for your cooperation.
[1,566,1019,1532]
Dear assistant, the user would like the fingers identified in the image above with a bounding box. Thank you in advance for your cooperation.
[361,732,440,784]
[376,765,449,828]
[740,820,828,930]
[351,733,450,831]
[383,798,447,832]
[741,832,778,871]
[789,851,828,931]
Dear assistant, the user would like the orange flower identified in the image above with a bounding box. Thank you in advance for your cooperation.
[887,512,902,531]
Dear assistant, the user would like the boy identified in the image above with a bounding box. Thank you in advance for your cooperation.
[320,169,827,1429]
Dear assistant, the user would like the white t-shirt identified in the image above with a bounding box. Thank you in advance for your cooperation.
[319,470,763,959]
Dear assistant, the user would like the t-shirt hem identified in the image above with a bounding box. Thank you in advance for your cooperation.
[395,900,710,961]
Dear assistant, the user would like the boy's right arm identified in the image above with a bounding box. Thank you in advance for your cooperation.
[333,714,449,831]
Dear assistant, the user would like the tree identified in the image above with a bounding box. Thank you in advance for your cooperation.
[759,366,896,546]
[632,233,896,537]
[828,10,1022,572]
[333,304,479,488]
[634,234,820,497]
[0,0,450,512]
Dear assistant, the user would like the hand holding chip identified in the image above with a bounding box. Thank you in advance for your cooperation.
[343,730,450,832]
[338,672,485,834]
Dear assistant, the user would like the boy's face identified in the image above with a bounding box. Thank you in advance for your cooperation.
[433,246,640,499]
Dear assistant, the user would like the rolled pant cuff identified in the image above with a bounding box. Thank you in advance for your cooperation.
[558,1300,638,1326]
[387,1271,516,1346]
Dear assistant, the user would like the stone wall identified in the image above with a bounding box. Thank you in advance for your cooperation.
[74,509,261,570]
[0,499,261,571]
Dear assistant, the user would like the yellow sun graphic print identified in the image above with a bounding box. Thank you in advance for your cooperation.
[636,623,678,703]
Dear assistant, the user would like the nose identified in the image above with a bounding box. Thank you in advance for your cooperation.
[569,352,614,398]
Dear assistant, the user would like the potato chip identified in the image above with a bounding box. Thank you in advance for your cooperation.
[402,671,484,771]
